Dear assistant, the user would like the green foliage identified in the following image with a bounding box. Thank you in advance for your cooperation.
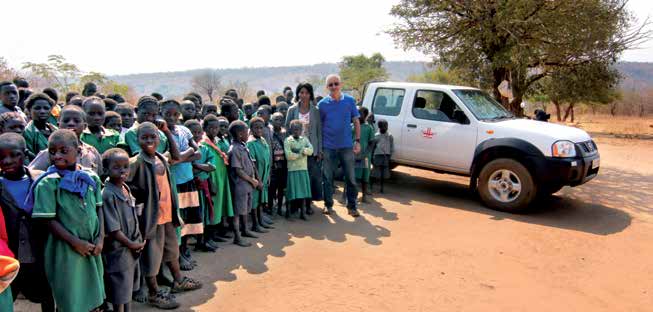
[339,53,389,97]
[79,72,109,88]
[407,65,465,85]
[389,0,650,115]
[22,55,81,93]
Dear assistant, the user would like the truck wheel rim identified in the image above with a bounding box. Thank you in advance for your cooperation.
[488,169,522,203]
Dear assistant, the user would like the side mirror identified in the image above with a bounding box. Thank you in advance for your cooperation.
[453,110,469,124]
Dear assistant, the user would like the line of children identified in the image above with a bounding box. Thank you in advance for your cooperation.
[0,83,397,311]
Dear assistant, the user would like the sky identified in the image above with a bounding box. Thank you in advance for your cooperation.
[1,0,651,75]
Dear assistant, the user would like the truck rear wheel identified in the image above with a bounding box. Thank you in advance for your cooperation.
[478,158,537,212]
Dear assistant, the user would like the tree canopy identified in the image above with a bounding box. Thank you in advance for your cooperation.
[339,53,389,98]
[389,0,650,115]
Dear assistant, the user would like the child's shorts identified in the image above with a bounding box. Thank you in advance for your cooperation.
[142,222,179,277]
[233,189,252,216]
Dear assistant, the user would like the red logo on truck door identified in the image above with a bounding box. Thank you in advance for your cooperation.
[422,128,434,138]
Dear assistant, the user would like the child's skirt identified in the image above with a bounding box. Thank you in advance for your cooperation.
[355,157,371,183]
[0,287,12,312]
[177,180,203,236]
[286,170,312,201]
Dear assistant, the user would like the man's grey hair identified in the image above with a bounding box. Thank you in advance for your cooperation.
[325,74,341,84]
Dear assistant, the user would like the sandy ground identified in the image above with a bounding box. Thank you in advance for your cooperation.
[16,136,653,312]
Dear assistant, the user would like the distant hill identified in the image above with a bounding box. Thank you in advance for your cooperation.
[110,61,430,98]
[111,61,653,98]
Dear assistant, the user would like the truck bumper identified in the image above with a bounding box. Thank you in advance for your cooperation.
[540,153,600,187]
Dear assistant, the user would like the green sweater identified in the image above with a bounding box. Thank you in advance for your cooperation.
[284,136,313,172]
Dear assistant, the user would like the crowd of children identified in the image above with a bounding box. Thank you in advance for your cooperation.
[0,79,394,311]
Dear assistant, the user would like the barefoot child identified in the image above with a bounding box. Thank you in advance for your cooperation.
[185,120,218,252]
[126,122,201,310]
[23,93,58,156]
[228,121,260,247]
[354,106,374,203]
[102,148,145,312]
[268,112,288,216]
[284,120,313,220]
[28,129,105,312]
[247,117,272,232]
[372,119,393,193]
[0,133,54,311]
[197,116,235,247]
[81,97,121,154]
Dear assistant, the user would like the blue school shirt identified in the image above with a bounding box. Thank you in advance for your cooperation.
[0,175,30,212]
[170,125,195,185]
[318,93,359,150]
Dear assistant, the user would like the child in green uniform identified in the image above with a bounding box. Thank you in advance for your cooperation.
[104,111,123,133]
[284,120,313,220]
[28,129,106,312]
[101,148,145,312]
[216,117,231,153]
[247,117,273,232]
[354,106,375,203]
[81,97,121,154]
[119,96,179,160]
[23,93,57,156]
[185,119,218,252]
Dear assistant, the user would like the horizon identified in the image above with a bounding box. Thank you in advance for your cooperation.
[1,0,651,76]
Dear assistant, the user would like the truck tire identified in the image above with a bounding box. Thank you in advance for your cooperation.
[477,158,537,212]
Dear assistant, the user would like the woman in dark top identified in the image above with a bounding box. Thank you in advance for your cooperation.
[285,83,323,214]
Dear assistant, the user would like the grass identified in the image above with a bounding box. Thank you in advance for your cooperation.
[553,114,653,137]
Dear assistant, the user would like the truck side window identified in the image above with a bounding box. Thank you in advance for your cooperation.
[412,90,465,123]
[372,88,405,116]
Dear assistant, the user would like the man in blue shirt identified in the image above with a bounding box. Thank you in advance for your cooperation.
[318,74,361,217]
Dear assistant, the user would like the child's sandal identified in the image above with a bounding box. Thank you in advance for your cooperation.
[171,277,203,293]
[149,290,180,310]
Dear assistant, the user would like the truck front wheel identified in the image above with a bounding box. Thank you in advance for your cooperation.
[478,158,537,212]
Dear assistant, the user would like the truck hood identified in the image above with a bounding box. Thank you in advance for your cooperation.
[478,119,592,157]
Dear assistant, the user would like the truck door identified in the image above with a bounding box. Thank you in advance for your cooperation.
[370,87,406,159]
[401,89,477,172]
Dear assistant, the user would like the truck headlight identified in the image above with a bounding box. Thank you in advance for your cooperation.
[552,140,576,158]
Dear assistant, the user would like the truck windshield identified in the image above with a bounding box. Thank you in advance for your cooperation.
[453,89,514,121]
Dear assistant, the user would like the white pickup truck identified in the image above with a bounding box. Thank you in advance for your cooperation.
[361,82,600,212]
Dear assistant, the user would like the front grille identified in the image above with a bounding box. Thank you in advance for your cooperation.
[576,140,598,156]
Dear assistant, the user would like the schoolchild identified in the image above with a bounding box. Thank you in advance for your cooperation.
[268,112,288,216]
[284,120,313,220]
[23,93,58,156]
[246,117,273,231]
[81,96,121,154]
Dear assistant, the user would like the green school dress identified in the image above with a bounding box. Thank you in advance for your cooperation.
[81,127,121,154]
[247,136,271,208]
[23,121,57,156]
[217,137,231,154]
[284,136,313,201]
[201,137,234,224]
[0,287,12,312]
[354,123,374,183]
[31,171,105,312]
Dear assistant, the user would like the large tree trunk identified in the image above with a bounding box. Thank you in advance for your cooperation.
[509,95,524,117]
[492,67,509,104]
[553,101,562,121]
[562,103,575,122]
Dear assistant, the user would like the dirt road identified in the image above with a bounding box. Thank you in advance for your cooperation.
[17,137,653,311]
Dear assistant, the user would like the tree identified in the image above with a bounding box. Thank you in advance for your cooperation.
[22,55,81,93]
[407,64,465,85]
[389,0,650,116]
[541,62,621,122]
[0,57,16,81]
[191,70,221,102]
[79,72,109,88]
[339,53,389,98]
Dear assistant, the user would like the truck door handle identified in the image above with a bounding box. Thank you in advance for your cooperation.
[407,124,417,128]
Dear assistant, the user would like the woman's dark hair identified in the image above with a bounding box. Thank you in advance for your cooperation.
[295,82,315,103]
[42,87,58,103]
[25,92,55,110]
